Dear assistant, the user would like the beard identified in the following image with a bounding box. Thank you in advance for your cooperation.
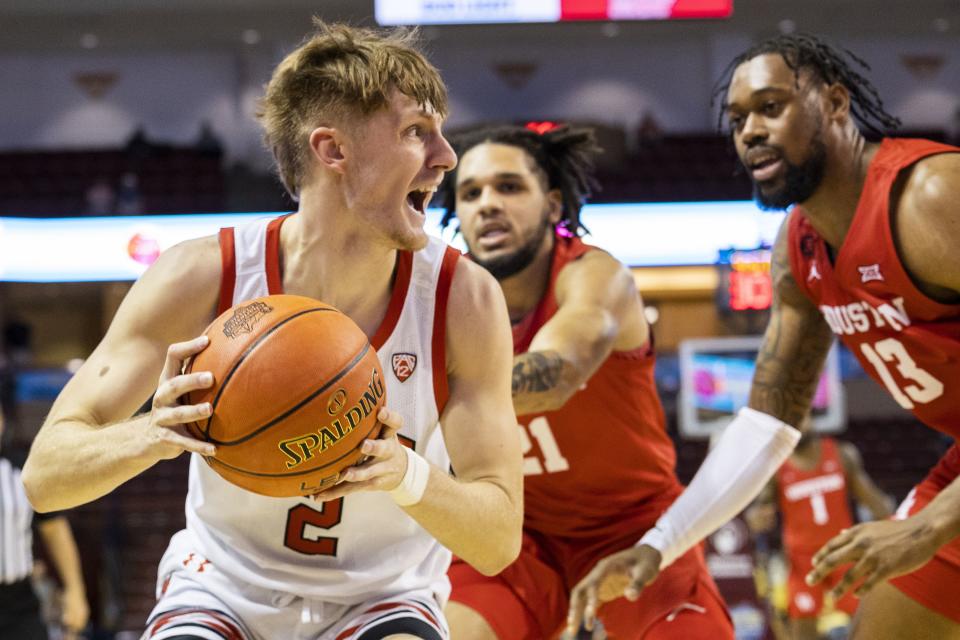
[753,135,828,211]
[470,214,553,280]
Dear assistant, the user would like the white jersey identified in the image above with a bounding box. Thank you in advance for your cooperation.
[182,214,460,605]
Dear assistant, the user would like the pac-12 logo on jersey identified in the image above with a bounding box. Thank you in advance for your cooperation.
[391,353,417,382]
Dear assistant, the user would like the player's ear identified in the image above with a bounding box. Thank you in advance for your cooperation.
[823,82,851,124]
[546,189,563,224]
[308,127,347,175]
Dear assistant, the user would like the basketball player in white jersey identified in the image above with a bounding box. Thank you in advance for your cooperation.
[21,22,522,640]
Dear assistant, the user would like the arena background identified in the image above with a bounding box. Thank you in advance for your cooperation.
[0,1,957,638]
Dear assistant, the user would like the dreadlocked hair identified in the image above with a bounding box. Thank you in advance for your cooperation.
[439,124,601,235]
[711,32,901,137]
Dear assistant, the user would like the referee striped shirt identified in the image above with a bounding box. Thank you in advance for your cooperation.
[0,449,51,584]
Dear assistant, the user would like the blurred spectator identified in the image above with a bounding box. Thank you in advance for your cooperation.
[114,172,144,216]
[82,178,116,216]
[124,127,153,164]
[0,413,89,640]
[1,321,32,431]
[194,121,223,155]
[637,110,664,148]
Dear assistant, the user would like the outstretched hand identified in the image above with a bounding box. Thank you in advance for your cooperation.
[566,544,662,635]
[807,515,944,600]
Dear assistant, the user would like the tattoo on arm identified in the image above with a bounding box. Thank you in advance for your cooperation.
[512,352,563,396]
[748,226,833,427]
[750,314,832,426]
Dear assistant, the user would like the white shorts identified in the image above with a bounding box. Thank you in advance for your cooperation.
[142,531,448,640]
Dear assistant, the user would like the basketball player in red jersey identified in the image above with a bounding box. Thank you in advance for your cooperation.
[21,22,523,640]
[570,32,960,639]
[746,427,893,639]
[438,124,733,639]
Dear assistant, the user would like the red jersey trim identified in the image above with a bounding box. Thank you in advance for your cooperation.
[611,336,655,360]
[264,215,288,295]
[333,600,441,640]
[789,139,960,315]
[148,608,246,640]
[432,247,460,415]
[868,140,960,313]
[217,227,236,315]
[779,437,839,476]
[786,210,812,301]
[370,250,414,351]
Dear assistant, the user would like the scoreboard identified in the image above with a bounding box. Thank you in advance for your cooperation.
[717,246,772,312]
[375,0,733,25]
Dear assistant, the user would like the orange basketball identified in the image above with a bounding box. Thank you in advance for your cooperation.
[185,294,385,497]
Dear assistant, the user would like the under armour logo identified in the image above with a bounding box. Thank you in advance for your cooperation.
[858,264,884,283]
[808,263,822,281]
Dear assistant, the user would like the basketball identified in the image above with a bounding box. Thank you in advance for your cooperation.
[184,294,386,497]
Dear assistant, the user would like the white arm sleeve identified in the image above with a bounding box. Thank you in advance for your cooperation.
[639,407,800,569]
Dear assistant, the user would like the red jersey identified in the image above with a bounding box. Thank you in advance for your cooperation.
[776,438,854,556]
[788,138,960,439]
[514,233,682,538]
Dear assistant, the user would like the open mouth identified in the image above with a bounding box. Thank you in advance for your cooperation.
[406,188,434,215]
[748,153,783,182]
[477,222,510,248]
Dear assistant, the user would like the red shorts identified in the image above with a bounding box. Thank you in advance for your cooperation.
[449,524,733,640]
[785,552,858,618]
[889,444,960,623]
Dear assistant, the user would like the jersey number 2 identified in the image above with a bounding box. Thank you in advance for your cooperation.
[282,435,417,556]
[859,338,944,410]
[284,500,343,556]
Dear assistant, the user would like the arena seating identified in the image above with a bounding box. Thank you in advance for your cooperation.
[2,131,949,217]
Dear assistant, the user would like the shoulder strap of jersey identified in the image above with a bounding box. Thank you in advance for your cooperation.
[786,210,818,302]
[218,227,236,315]
[820,437,841,470]
[265,216,285,295]
[370,251,414,350]
[431,246,461,415]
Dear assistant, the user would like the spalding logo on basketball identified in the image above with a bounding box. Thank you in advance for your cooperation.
[185,294,386,497]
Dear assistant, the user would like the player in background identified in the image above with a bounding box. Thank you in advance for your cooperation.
[21,22,522,640]
[440,124,733,639]
[569,32,960,640]
[0,413,89,640]
[745,421,894,639]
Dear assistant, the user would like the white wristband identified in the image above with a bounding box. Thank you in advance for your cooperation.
[389,446,431,506]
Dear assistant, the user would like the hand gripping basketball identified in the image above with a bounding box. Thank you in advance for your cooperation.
[311,408,415,502]
[148,335,217,460]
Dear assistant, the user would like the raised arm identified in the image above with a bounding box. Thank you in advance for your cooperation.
[568,218,827,632]
[22,238,221,512]
[513,249,645,414]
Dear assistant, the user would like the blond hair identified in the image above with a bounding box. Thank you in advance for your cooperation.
[257,20,449,199]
